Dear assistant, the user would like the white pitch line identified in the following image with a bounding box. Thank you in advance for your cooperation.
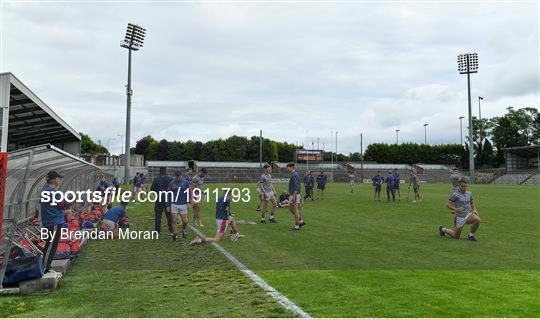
[189,226,311,318]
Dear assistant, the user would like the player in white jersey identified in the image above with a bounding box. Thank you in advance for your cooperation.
[439,177,481,241]
[258,163,278,223]
[348,172,355,193]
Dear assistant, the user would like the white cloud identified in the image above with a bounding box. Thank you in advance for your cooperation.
[1,2,537,155]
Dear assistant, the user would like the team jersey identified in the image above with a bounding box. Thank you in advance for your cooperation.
[103,205,126,223]
[304,174,314,187]
[393,173,400,183]
[191,174,204,189]
[385,175,395,188]
[134,177,143,187]
[168,179,190,205]
[372,175,383,186]
[40,184,65,227]
[183,171,193,182]
[449,190,474,218]
[259,173,273,193]
[410,174,419,187]
[316,174,327,186]
[215,196,231,220]
[289,171,301,195]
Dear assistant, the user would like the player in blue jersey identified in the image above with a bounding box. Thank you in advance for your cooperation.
[316,171,327,200]
[385,171,396,203]
[287,163,306,231]
[190,194,244,244]
[168,171,191,241]
[393,168,401,201]
[371,171,384,202]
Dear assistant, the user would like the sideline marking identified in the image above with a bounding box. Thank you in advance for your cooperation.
[189,226,311,318]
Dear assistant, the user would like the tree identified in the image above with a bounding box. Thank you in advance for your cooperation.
[80,133,108,154]
[135,135,157,157]
[157,139,168,160]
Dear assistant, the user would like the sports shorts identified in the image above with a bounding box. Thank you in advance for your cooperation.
[171,204,188,215]
[216,219,229,233]
[374,185,381,192]
[101,219,116,231]
[263,191,276,201]
[289,194,301,204]
[454,213,472,229]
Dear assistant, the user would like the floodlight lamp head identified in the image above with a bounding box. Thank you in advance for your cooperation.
[457,53,479,74]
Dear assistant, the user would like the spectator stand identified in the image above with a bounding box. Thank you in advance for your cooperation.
[197,161,261,183]
[1,144,102,293]
[274,162,341,182]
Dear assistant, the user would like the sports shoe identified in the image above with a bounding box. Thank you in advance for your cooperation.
[412,200,417,203]
[231,233,245,242]
[182,229,188,238]
[260,219,266,224]
[269,218,277,223]
[190,236,203,245]
[438,225,445,237]
[299,221,306,228]
[199,222,205,227]
[467,234,478,241]
[292,226,300,231]
[172,234,178,242]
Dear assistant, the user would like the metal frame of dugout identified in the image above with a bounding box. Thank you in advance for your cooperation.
[0,144,104,288]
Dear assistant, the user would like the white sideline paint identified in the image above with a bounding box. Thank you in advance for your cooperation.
[189,226,311,318]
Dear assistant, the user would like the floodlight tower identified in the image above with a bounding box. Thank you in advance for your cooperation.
[423,123,429,144]
[121,23,146,184]
[395,129,400,144]
[458,53,478,182]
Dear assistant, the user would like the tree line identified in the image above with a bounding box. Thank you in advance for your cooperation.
[81,106,538,167]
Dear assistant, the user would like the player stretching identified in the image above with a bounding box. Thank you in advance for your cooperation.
[408,170,421,202]
[316,171,327,200]
[287,163,306,231]
[259,163,278,223]
[393,168,401,201]
[190,194,244,244]
[191,168,208,227]
[168,171,191,241]
[439,177,481,241]
[372,171,384,202]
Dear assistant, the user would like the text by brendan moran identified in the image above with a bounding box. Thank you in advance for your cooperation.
[41,228,159,241]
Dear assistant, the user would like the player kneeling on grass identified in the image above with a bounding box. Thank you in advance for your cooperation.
[100,201,129,239]
[190,194,244,244]
[439,177,480,241]
[168,171,191,242]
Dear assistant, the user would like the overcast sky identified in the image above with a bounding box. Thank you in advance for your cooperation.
[1,1,538,155]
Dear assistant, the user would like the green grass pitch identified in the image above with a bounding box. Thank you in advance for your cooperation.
[1,183,538,317]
